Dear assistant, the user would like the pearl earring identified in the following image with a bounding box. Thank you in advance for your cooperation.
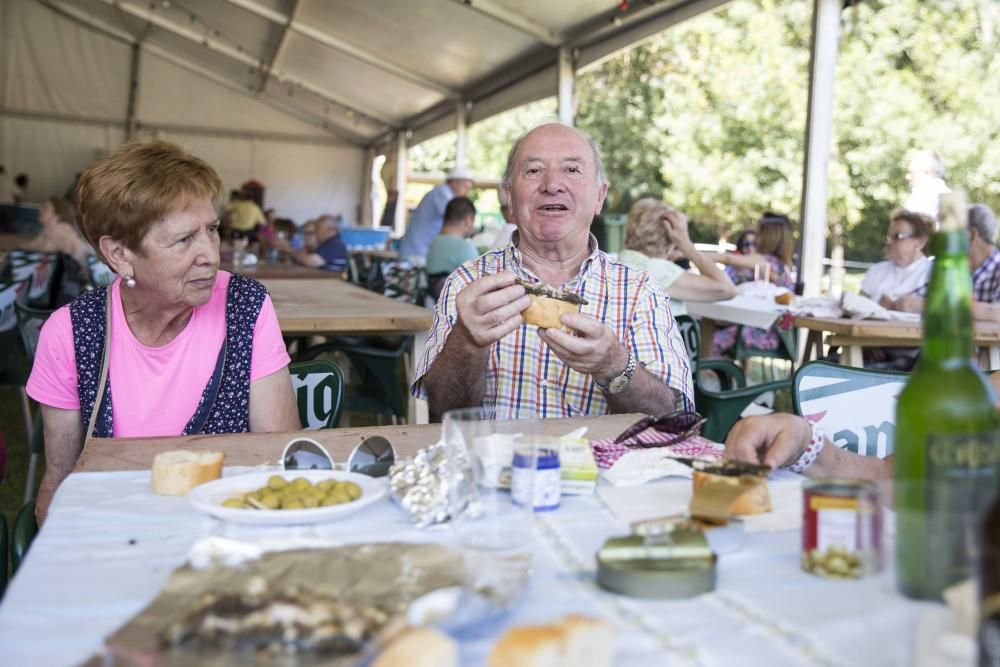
[125,274,136,288]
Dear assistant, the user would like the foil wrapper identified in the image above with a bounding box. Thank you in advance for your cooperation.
[389,441,480,528]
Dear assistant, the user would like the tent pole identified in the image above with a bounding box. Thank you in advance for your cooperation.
[393,131,408,238]
[557,47,575,126]
[125,43,141,140]
[455,100,468,169]
[798,0,841,298]
[360,146,375,227]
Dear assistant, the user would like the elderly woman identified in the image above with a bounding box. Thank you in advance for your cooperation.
[27,139,300,522]
[27,196,96,280]
[860,209,933,308]
[619,198,736,315]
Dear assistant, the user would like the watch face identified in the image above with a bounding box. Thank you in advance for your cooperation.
[607,376,629,395]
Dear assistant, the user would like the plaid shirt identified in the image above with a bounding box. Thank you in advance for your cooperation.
[410,236,694,419]
[974,247,1000,303]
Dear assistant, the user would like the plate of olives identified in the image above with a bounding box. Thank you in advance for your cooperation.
[187,470,388,525]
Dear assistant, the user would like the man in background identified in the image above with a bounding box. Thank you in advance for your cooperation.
[426,197,479,276]
[398,166,475,261]
[903,149,950,217]
[273,215,349,274]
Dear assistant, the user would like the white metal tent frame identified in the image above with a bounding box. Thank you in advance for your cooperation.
[15,0,840,296]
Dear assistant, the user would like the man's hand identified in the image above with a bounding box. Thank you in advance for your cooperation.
[724,413,812,470]
[538,312,628,386]
[454,271,531,348]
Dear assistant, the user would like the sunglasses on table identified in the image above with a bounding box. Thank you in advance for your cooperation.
[886,232,915,242]
[613,410,707,448]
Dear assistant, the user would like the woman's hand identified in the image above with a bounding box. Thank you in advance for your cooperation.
[661,209,695,254]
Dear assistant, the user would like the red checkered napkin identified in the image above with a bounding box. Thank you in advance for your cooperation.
[591,432,723,469]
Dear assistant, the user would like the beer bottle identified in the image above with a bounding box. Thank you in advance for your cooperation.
[895,192,1000,600]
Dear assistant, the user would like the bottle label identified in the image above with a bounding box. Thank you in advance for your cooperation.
[925,430,1000,584]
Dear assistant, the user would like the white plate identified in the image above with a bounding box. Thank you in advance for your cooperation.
[187,470,388,525]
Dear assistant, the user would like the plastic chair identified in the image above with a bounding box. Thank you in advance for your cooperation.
[14,302,52,365]
[288,359,345,429]
[0,281,37,496]
[13,303,52,502]
[792,360,909,458]
[11,498,37,575]
[675,315,788,441]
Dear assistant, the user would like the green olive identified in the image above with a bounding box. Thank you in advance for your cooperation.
[267,475,288,491]
[222,497,244,509]
[340,482,362,500]
[291,477,312,492]
[258,494,281,510]
[282,497,305,510]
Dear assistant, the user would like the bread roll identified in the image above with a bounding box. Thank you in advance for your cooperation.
[373,627,458,667]
[151,450,224,496]
[522,294,580,331]
[487,626,565,667]
[487,615,615,667]
[774,291,794,305]
[692,469,771,516]
[557,615,616,667]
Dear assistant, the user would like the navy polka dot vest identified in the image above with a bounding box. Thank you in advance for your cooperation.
[69,274,268,438]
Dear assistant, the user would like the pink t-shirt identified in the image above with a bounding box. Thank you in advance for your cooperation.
[27,271,290,437]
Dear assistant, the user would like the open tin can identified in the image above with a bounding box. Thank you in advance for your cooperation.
[802,478,882,578]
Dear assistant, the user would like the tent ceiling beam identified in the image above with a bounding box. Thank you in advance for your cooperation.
[36,0,369,145]
[220,0,458,98]
[257,0,299,95]
[449,0,561,47]
[102,0,396,128]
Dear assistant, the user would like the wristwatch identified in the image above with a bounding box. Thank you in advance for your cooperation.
[598,349,636,395]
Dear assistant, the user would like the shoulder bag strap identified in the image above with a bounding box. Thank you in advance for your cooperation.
[84,294,112,442]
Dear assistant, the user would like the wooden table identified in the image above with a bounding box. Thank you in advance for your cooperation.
[74,413,640,472]
[0,233,35,250]
[262,278,435,423]
[795,315,1000,369]
[221,260,345,280]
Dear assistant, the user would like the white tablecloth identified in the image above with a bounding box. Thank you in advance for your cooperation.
[686,295,785,330]
[0,469,958,667]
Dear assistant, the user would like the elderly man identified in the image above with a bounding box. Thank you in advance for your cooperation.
[411,123,692,420]
[273,215,348,273]
[903,150,950,217]
[896,204,1000,321]
[398,166,475,260]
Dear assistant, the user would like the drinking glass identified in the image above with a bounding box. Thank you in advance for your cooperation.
[442,407,539,605]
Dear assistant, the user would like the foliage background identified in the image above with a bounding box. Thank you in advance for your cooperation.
[408,0,1000,262]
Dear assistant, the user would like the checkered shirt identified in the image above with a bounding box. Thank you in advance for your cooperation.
[973,247,1000,303]
[410,236,694,419]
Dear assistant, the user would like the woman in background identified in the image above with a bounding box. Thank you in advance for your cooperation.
[619,198,735,315]
[709,214,796,356]
[28,196,96,279]
[725,229,757,284]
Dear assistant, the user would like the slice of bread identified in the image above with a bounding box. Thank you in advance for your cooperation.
[487,615,615,667]
[151,450,224,496]
[692,469,771,516]
[522,294,580,331]
[372,627,458,667]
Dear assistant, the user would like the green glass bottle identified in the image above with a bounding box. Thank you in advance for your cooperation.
[895,192,1000,600]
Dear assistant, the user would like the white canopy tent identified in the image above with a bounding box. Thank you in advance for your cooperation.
[0,0,839,294]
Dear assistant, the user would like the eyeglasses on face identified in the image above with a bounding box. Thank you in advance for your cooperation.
[739,241,757,249]
[886,232,915,242]
[613,410,707,448]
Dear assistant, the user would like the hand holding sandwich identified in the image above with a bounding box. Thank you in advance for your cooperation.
[453,271,531,349]
[539,314,628,387]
